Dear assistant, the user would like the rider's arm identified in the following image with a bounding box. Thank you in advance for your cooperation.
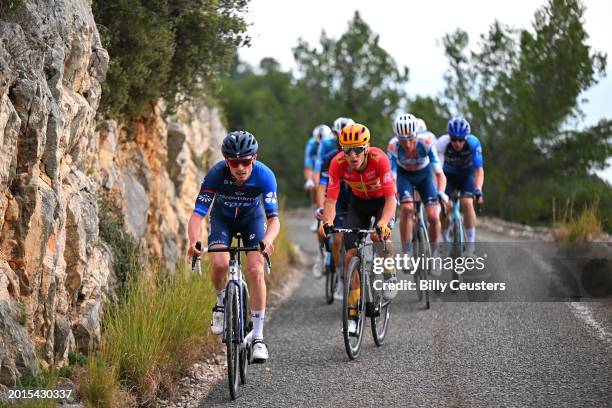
[304,167,313,181]
[387,139,398,180]
[427,139,446,192]
[474,167,484,190]
[378,154,397,226]
[435,135,449,169]
[468,135,484,191]
[188,212,204,252]
[263,216,280,246]
[322,157,341,225]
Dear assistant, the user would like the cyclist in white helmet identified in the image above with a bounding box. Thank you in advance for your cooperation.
[387,113,447,262]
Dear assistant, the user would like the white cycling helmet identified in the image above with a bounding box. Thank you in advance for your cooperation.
[316,124,333,140]
[393,113,419,139]
[333,117,355,135]
[417,118,427,132]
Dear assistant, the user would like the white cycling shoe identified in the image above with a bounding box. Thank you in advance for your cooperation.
[333,281,344,301]
[383,275,398,300]
[312,260,323,279]
[210,305,224,335]
[347,318,359,336]
[252,339,269,363]
[309,220,318,232]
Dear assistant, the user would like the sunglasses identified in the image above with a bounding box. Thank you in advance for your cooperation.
[450,137,466,143]
[342,146,366,155]
[226,157,254,168]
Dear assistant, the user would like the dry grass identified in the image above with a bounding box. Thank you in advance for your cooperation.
[553,196,604,242]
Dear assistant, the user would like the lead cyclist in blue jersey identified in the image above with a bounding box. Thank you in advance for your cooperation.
[436,117,484,256]
[187,131,280,362]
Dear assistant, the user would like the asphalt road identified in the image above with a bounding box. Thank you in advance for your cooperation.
[200,212,611,407]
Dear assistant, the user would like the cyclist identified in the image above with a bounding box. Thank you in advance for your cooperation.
[187,131,280,363]
[311,119,351,279]
[319,123,397,335]
[316,129,351,300]
[304,125,326,231]
[436,117,484,256]
[387,113,447,259]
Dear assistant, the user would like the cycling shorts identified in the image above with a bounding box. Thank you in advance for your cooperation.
[396,165,438,206]
[208,207,266,247]
[444,171,476,198]
[343,194,392,250]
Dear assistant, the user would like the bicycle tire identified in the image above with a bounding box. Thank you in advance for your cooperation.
[451,218,462,281]
[343,256,365,360]
[417,226,431,309]
[239,283,249,385]
[225,284,240,400]
[412,233,423,302]
[325,264,336,304]
[370,266,391,346]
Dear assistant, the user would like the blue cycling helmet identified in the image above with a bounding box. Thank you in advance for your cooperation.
[447,117,471,139]
[221,131,258,158]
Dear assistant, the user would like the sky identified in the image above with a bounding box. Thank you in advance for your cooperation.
[238,0,612,182]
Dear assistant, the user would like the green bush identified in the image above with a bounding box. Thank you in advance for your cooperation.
[93,0,250,119]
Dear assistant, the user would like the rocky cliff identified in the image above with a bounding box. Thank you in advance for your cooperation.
[0,1,224,385]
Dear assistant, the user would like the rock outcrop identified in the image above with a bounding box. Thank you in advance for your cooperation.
[0,1,225,385]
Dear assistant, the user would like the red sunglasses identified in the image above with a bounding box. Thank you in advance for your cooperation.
[226,157,254,168]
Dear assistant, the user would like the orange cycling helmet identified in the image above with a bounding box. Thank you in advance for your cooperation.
[339,123,370,147]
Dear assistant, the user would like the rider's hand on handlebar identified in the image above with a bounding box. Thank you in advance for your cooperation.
[187,241,201,258]
[376,223,392,240]
[437,191,449,204]
[304,179,315,190]
[315,207,324,220]
[260,239,275,255]
[474,188,484,204]
[319,222,333,238]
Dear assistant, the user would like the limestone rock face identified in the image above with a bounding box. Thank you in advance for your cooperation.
[0,1,226,384]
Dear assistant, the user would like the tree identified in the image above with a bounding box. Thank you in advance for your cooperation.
[439,0,611,228]
[93,0,250,118]
[292,11,409,147]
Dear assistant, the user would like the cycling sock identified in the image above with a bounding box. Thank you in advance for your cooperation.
[251,309,265,339]
[216,289,225,306]
[466,228,476,243]
[403,241,412,255]
[441,228,449,242]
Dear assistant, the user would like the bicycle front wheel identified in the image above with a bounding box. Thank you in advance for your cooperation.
[417,226,431,310]
[370,272,391,346]
[343,256,365,360]
[225,284,240,400]
[239,283,250,385]
[450,218,463,282]
[325,264,336,304]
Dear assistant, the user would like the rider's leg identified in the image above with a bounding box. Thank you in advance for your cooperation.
[441,173,455,243]
[399,202,415,254]
[210,249,230,302]
[462,196,477,255]
[425,204,441,254]
[246,251,266,338]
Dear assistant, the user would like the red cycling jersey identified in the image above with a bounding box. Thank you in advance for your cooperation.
[327,147,396,200]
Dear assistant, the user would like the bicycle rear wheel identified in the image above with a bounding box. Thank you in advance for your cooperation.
[225,284,240,400]
[343,256,365,360]
[417,226,431,309]
[450,218,463,281]
[239,283,250,385]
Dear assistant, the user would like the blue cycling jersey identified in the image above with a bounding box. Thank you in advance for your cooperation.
[436,134,484,174]
[194,160,278,219]
[304,137,319,169]
[387,132,442,175]
[320,148,350,212]
[314,135,337,173]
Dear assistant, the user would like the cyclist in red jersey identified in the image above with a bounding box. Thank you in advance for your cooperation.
[318,123,397,335]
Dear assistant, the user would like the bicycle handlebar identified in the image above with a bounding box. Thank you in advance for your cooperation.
[326,226,388,254]
[191,240,272,274]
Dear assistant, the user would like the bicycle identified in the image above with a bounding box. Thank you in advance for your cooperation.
[410,200,432,310]
[191,235,271,400]
[325,225,391,360]
[321,212,347,304]
[446,192,481,281]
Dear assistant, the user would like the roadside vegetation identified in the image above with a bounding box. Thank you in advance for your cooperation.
[75,197,297,406]
[553,197,604,242]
